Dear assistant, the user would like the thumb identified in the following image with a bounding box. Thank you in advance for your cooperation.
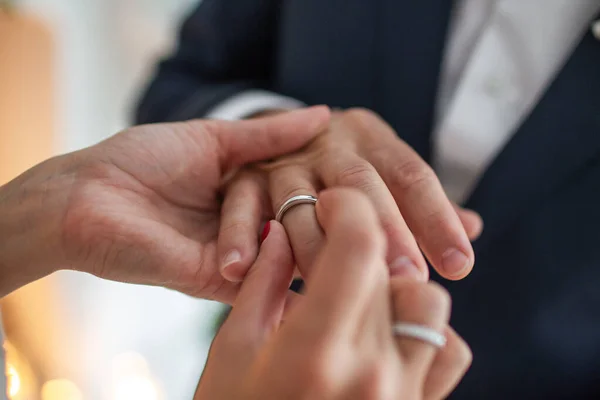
[210,106,331,168]
[225,221,296,340]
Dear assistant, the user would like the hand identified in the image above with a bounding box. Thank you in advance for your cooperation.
[195,189,472,400]
[217,108,482,283]
[0,107,330,300]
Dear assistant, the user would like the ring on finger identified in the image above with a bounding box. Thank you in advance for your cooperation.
[393,322,447,348]
[275,195,318,223]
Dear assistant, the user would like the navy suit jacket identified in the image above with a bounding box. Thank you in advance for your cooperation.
[136,1,600,398]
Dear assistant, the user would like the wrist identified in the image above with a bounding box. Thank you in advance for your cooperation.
[0,155,74,296]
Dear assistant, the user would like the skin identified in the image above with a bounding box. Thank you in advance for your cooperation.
[216,108,483,284]
[195,189,472,400]
[0,106,331,300]
[0,109,471,398]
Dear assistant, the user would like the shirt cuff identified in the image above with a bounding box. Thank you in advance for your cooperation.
[205,90,305,121]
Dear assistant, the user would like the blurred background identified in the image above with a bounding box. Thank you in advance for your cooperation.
[0,1,227,399]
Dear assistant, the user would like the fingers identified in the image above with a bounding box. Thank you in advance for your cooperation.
[218,171,269,282]
[207,106,331,168]
[390,278,451,378]
[370,143,474,280]
[269,166,323,277]
[453,204,484,241]
[295,189,387,334]
[225,221,296,341]
[319,153,428,281]
[424,326,472,400]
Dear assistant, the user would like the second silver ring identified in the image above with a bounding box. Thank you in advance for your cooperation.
[275,195,318,223]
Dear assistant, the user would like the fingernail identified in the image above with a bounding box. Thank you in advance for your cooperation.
[389,256,422,279]
[261,221,271,243]
[222,250,242,272]
[442,248,471,277]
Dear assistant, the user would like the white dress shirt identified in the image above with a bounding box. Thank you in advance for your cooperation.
[434,0,600,202]
[206,0,600,204]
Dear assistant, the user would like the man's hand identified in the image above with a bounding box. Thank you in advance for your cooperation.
[218,108,482,283]
[0,106,330,300]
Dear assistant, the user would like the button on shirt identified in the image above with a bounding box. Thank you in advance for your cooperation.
[206,0,600,204]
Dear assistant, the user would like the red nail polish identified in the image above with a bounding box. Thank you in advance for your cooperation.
[261,221,271,243]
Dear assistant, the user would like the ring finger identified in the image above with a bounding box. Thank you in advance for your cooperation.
[269,166,323,278]
[390,278,451,379]
[423,326,472,400]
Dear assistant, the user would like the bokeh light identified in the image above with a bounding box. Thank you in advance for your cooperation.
[41,379,84,400]
[7,364,21,398]
[111,352,160,400]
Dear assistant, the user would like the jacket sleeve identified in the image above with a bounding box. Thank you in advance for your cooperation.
[135,0,284,124]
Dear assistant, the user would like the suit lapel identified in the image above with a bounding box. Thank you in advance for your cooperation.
[466,24,600,253]
[376,0,455,160]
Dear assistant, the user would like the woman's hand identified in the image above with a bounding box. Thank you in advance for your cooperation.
[196,189,472,400]
[217,108,483,284]
[0,107,330,300]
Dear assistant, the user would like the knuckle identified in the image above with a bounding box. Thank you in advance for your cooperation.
[270,175,315,210]
[422,208,447,228]
[343,107,382,125]
[355,362,396,400]
[392,280,452,317]
[419,209,458,241]
[194,119,219,136]
[339,108,399,144]
[388,160,437,192]
[334,162,377,190]
[273,186,313,211]
[452,334,474,371]
[191,120,222,150]
[378,218,406,242]
[300,350,340,395]
[220,220,252,237]
[420,282,452,316]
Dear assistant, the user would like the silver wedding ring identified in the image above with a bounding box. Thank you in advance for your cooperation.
[392,323,447,348]
[275,195,318,223]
